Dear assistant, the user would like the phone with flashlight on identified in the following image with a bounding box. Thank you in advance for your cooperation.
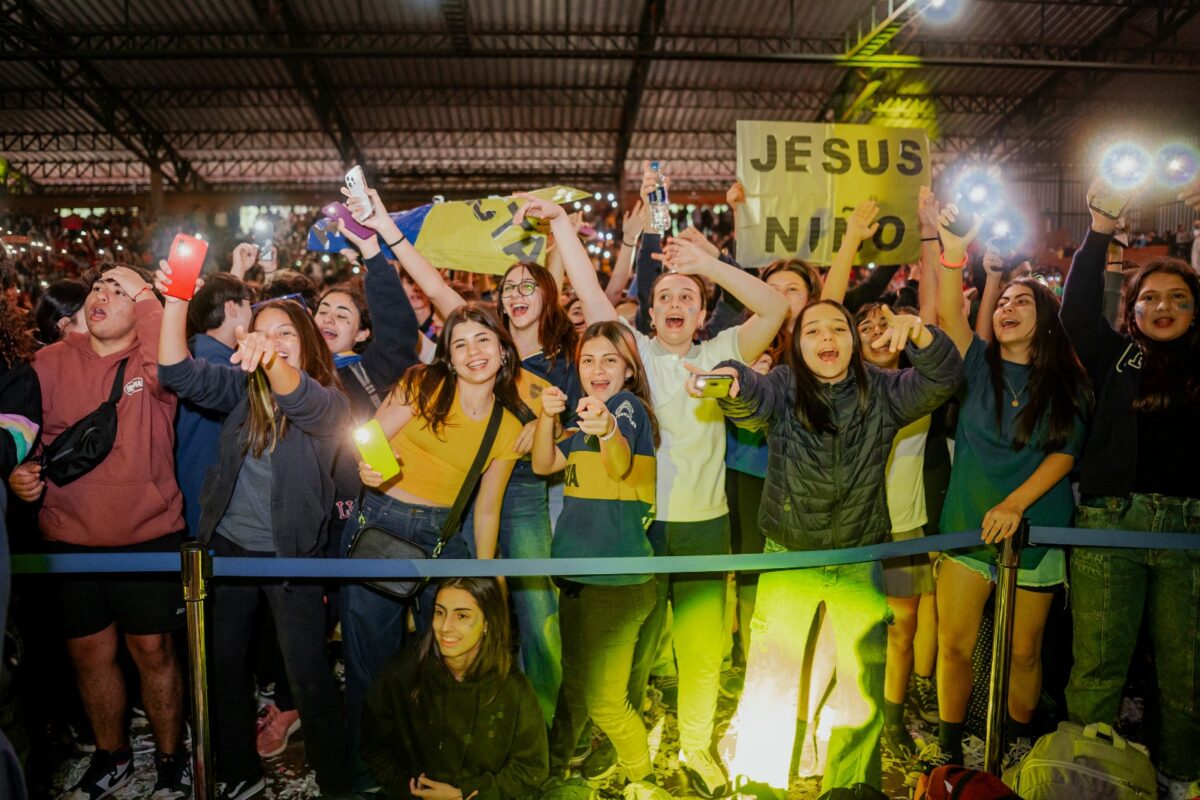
[162,233,209,302]
[694,374,734,399]
[353,420,400,482]
[252,218,277,264]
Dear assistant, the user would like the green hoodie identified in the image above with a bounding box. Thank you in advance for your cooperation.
[363,646,548,800]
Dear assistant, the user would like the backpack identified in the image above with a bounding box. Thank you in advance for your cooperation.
[39,359,129,486]
[1002,722,1156,800]
[914,765,1022,799]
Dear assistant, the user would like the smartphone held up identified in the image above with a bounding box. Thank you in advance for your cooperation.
[163,233,209,302]
[353,420,400,482]
[345,166,374,223]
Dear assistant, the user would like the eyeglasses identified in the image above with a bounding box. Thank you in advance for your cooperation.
[252,292,308,311]
[500,280,538,299]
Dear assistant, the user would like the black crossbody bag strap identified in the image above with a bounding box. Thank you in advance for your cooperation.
[432,400,504,556]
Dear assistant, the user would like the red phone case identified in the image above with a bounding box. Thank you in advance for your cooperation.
[164,233,208,301]
[322,203,376,241]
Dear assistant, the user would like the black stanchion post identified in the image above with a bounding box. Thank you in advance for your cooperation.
[181,543,214,800]
[983,518,1027,776]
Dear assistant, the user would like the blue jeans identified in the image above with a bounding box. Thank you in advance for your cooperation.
[340,492,466,792]
[1067,493,1200,780]
[464,466,562,724]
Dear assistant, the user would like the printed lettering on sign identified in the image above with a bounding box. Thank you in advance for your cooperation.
[735,121,930,267]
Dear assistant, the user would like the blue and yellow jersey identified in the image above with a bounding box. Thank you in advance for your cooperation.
[551,390,656,585]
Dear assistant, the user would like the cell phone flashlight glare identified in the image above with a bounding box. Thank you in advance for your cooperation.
[163,233,208,302]
[353,421,400,482]
[695,374,733,398]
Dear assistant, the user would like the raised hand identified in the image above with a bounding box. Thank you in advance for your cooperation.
[982,248,1005,276]
[575,395,614,438]
[652,235,716,276]
[937,203,982,259]
[230,243,259,278]
[342,186,391,233]
[726,180,746,207]
[683,362,740,399]
[870,306,926,354]
[918,186,940,237]
[229,325,276,372]
[674,227,721,258]
[154,259,203,304]
[512,193,566,228]
[845,200,881,245]
[622,201,647,243]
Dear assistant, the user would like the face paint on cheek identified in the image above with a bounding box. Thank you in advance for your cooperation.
[1178,302,1192,312]
[1135,304,1146,319]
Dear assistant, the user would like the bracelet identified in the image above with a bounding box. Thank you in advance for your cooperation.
[598,419,618,442]
[921,236,940,242]
[385,232,406,249]
[622,238,638,247]
[939,252,968,269]
[1106,261,1124,266]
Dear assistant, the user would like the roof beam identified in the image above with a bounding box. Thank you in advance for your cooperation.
[0,0,205,190]
[249,0,363,168]
[612,0,666,185]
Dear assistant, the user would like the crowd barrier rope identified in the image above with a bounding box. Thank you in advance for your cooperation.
[9,523,1198,798]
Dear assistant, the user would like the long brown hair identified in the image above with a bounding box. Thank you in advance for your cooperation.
[496,261,577,364]
[985,278,1090,451]
[576,321,660,448]
[412,577,512,705]
[242,299,339,457]
[1121,258,1200,412]
[787,300,870,434]
[396,303,525,436]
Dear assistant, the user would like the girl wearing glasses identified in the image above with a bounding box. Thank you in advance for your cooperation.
[343,188,568,731]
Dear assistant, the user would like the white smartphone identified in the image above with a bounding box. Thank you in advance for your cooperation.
[345,166,374,223]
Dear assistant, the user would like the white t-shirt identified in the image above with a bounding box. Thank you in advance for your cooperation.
[885,414,931,533]
[626,324,745,522]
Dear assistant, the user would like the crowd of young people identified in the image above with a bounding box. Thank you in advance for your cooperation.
[1,162,1199,800]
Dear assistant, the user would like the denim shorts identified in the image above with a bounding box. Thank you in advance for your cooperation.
[943,547,1066,589]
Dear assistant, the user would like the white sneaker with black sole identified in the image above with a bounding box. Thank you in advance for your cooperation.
[681,749,727,798]
[61,748,134,800]
[215,774,266,800]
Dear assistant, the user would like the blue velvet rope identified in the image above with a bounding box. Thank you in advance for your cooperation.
[10,526,1198,578]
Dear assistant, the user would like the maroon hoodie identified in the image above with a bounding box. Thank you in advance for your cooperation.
[33,299,183,546]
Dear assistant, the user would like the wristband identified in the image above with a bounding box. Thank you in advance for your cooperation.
[622,238,638,247]
[921,236,940,242]
[939,252,968,269]
[1107,261,1124,266]
[385,232,406,249]
[598,419,618,442]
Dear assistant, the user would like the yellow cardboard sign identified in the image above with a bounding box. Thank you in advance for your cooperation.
[413,186,592,275]
[735,121,930,268]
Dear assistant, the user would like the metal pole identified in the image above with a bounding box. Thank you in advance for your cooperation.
[181,543,214,800]
[983,519,1027,776]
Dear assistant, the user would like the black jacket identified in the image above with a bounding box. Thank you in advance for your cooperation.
[363,647,548,800]
[1059,228,1198,498]
[717,326,962,551]
[159,359,349,556]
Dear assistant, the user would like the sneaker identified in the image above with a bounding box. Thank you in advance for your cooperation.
[255,705,300,758]
[681,749,727,798]
[216,774,266,800]
[152,751,192,800]
[910,675,939,725]
[717,668,743,699]
[912,741,957,776]
[580,738,617,781]
[66,721,97,754]
[1001,737,1032,772]
[623,779,672,800]
[61,748,134,800]
[883,722,917,758]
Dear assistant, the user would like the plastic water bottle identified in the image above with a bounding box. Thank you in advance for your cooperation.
[649,161,671,234]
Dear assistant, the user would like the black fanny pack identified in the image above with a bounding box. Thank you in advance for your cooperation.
[40,359,129,486]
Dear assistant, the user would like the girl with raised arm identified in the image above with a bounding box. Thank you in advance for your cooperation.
[155,267,351,799]
[1060,181,1200,795]
[518,180,788,797]
[700,296,960,793]
[929,203,1090,770]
